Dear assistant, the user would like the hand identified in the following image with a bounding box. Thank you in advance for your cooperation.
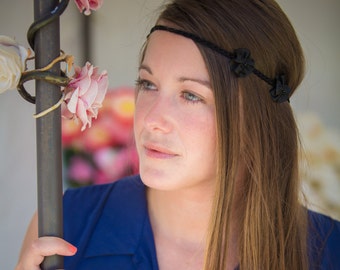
[15,236,77,270]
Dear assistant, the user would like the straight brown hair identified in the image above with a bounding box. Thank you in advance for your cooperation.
[146,0,308,269]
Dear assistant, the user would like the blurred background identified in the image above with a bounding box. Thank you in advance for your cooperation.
[0,0,339,269]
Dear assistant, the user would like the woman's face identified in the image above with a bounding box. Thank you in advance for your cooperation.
[134,30,217,192]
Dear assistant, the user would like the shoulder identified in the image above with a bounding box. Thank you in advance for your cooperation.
[63,175,156,269]
[63,174,146,244]
[63,174,144,215]
[308,210,340,243]
[308,210,340,270]
[64,174,144,203]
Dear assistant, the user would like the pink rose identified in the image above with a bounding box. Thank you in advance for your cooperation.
[74,0,103,15]
[62,62,108,131]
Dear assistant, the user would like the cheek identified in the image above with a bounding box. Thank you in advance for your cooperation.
[133,110,142,146]
[182,110,217,152]
[133,97,147,136]
[183,113,217,179]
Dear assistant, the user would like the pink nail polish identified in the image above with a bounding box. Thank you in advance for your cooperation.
[68,245,77,253]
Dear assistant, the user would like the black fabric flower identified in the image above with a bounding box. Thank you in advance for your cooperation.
[269,75,291,103]
[231,48,255,77]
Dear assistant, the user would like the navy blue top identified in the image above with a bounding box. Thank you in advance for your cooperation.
[63,175,340,269]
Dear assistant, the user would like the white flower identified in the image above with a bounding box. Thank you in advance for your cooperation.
[0,35,30,93]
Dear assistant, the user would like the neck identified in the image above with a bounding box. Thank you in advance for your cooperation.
[147,183,214,248]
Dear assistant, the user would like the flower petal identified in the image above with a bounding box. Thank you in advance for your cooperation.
[0,35,29,93]
[66,87,80,113]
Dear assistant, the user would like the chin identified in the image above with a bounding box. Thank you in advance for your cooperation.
[139,168,181,191]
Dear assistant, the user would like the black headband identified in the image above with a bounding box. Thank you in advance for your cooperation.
[148,25,291,103]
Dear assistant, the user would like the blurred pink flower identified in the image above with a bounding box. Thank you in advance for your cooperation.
[105,87,135,127]
[62,62,108,131]
[62,119,82,147]
[74,0,103,15]
[81,117,115,151]
[93,146,138,184]
[101,87,135,145]
[67,156,94,184]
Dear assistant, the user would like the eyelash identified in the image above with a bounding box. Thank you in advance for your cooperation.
[135,78,156,91]
[181,92,203,104]
[135,78,204,104]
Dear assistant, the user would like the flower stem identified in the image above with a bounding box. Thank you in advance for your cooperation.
[32,53,74,73]
[17,70,70,104]
[33,92,65,118]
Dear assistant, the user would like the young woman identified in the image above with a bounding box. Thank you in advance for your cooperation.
[16,0,340,269]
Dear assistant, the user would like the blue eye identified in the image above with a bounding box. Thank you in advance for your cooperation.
[136,79,157,91]
[182,91,203,103]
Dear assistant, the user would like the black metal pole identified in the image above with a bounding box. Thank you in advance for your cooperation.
[34,0,63,269]
[83,14,92,64]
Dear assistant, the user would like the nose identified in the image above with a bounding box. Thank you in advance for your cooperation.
[143,95,173,133]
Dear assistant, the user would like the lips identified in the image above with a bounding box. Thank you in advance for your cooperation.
[143,142,178,159]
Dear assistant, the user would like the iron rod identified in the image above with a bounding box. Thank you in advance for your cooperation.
[34,0,63,269]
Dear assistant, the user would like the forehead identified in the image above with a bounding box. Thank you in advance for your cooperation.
[146,30,197,51]
[142,31,209,80]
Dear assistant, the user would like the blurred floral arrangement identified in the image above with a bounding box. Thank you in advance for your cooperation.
[298,112,340,220]
[62,86,139,187]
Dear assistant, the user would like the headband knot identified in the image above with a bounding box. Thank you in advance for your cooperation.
[270,75,291,103]
[231,48,255,77]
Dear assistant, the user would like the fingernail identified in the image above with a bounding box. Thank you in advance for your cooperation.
[68,244,77,254]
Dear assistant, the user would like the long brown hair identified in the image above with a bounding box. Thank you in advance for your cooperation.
[148,0,308,269]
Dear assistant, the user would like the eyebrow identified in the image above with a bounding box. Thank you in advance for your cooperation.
[139,64,211,88]
[139,64,152,74]
[178,76,211,88]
